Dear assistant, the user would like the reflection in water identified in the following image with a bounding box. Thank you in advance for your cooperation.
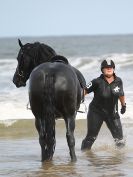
[85,149,126,177]
[30,160,81,177]
[27,148,128,177]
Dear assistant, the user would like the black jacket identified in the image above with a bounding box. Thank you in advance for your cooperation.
[85,74,124,115]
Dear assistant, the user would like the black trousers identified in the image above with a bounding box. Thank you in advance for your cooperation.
[87,108,123,138]
[81,106,124,150]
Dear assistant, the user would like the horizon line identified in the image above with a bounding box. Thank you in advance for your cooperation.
[0,33,133,39]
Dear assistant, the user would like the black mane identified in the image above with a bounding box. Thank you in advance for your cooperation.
[21,42,57,65]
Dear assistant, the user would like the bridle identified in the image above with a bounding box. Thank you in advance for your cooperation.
[16,45,39,81]
[16,50,30,80]
[16,67,25,78]
[16,50,26,79]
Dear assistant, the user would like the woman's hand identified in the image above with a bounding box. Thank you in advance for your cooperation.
[121,104,126,114]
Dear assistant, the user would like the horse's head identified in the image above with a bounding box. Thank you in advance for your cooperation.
[13,39,57,87]
[13,39,35,87]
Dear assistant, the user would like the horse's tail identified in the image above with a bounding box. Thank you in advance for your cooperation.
[42,73,56,160]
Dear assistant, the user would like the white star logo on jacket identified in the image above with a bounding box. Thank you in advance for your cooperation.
[86,82,92,89]
[114,86,120,92]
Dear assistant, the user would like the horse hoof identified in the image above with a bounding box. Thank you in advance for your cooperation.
[115,139,125,149]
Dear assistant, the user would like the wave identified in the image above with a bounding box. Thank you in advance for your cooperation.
[0,99,132,127]
[69,53,133,72]
[0,54,133,123]
[0,53,133,74]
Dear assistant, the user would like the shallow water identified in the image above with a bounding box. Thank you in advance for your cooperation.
[0,119,133,177]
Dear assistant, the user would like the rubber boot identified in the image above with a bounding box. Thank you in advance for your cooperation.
[115,138,125,149]
[81,137,96,150]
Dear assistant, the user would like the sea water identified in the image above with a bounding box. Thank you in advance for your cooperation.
[0,35,133,176]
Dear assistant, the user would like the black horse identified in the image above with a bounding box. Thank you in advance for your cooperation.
[13,40,86,162]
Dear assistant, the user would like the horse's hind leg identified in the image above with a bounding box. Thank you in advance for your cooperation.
[65,115,77,162]
[35,118,55,162]
[35,119,48,162]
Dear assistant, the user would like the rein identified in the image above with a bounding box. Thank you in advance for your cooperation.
[77,102,88,114]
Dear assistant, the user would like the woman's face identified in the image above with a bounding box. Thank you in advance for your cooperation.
[102,67,114,77]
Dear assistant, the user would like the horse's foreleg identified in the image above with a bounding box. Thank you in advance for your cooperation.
[65,116,77,162]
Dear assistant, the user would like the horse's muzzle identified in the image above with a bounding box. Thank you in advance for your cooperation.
[13,73,27,87]
[14,81,26,88]
[16,81,26,87]
[13,78,26,87]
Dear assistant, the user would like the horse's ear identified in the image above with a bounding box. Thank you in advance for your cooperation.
[18,39,23,48]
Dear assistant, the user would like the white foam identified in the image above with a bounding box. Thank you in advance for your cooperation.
[0,56,133,123]
[0,102,34,120]
[0,119,17,127]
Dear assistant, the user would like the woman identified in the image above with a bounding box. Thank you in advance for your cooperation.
[81,59,126,150]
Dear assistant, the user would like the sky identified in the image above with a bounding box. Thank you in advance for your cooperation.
[0,0,133,37]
